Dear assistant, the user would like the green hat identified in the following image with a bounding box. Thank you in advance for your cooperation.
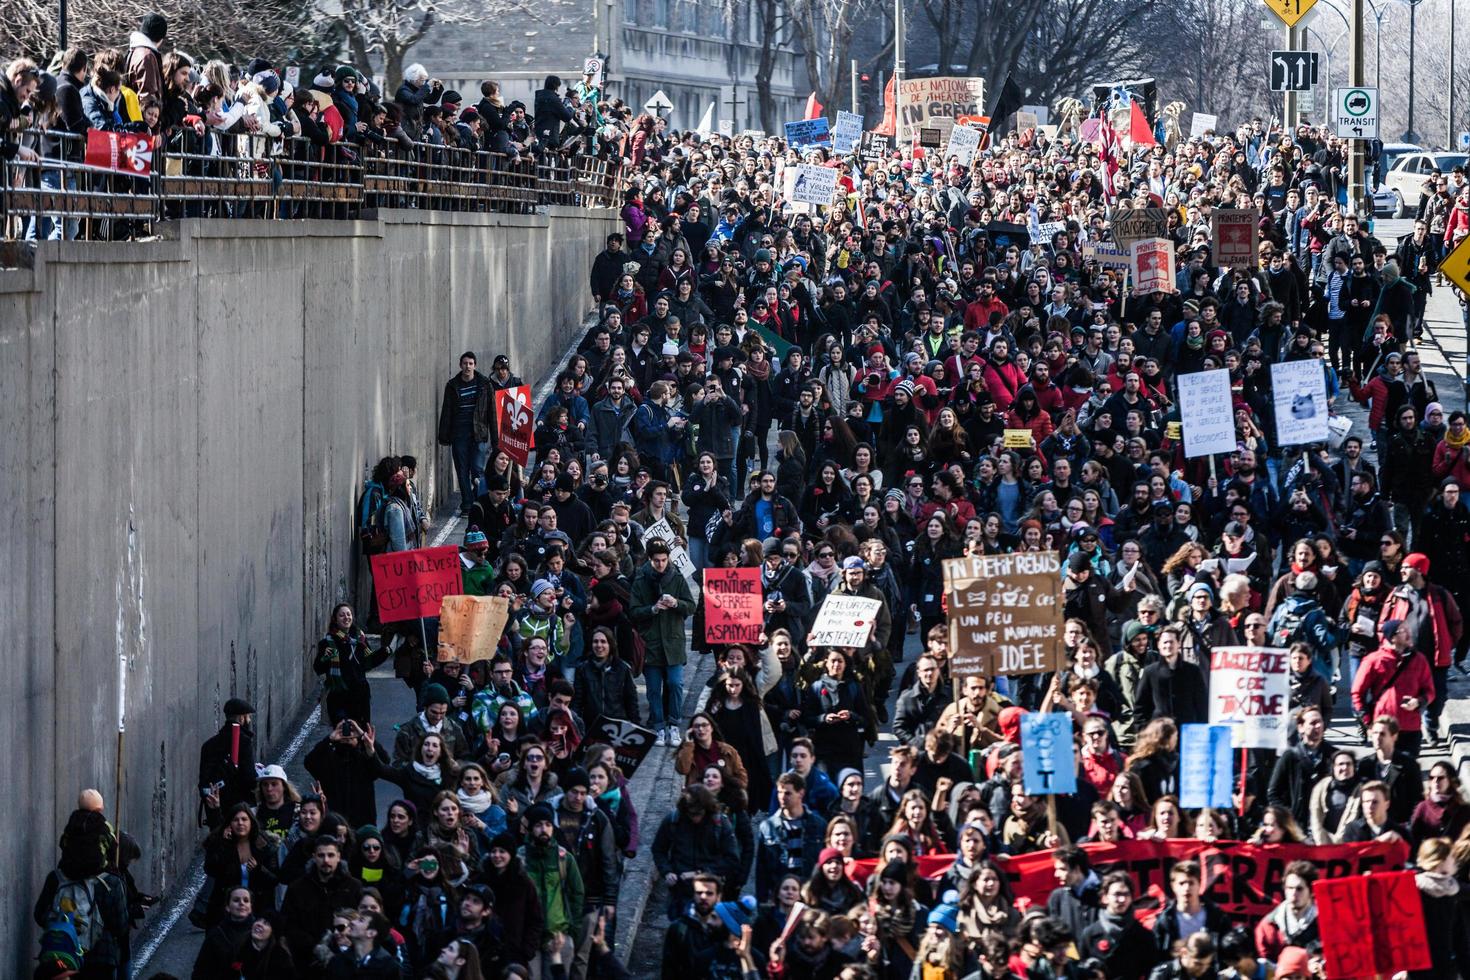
[333,65,358,85]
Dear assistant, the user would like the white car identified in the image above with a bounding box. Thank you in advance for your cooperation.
[1370,142,1421,215]
[1382,151,1470,217]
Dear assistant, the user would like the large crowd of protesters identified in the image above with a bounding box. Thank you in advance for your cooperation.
[18,16,1470,980]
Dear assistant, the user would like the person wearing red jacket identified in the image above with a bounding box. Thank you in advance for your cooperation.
[1432,410,1470,485]
[982,338,1026,411]
[1351,618,1436,755]
[1347,349,1403,435]
[1028,361,1066,421]
[962,279,1010,332]
[1443,187,1469,248]
[1377,553,1464,746]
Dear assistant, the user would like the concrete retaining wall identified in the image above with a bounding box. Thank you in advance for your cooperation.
[0,206,615,970]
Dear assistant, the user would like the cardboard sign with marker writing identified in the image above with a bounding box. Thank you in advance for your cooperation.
[1111,207,1170,249]
[809,594,883,648]
[1003,429,1034,449]
[436,595,511,662]
[943,551,1063,679]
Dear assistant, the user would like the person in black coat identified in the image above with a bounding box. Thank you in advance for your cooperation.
[1133,625,1208,725]
[190,886,254,979]
[532,74,573,148]
[801,649,872,777]
[197,699,258,829]
[1063,551,1137,643]
[1046,846,1103,942]
[1079,872,1160,980]
[571,626,640,735]
[652,785,743,918]
[482,834,545,971]
[590,233,628,303]
[281,837,364,968]
[303,721,383,831]
[200,805,280,925]
[1268,705,1336,830]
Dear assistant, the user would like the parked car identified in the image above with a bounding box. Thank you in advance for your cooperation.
[1371,142,1421,215]
[1382,151,1469,217]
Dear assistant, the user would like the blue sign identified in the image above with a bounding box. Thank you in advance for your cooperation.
[1020,712,1077,795]
[783,117,832,150]
[1178,724,1235,809]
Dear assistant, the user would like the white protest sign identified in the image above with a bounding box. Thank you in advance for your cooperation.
[1209,646,1291,749]
[642,517,699,597]
[809,595,883,648]
[832,110,863,154]
[945,124,981,166]
[1271,358,1330,446]
[1036,220,1067,244]
[787,163,839,207]
[1189,112,1217,137]
[1177,369,1237,458]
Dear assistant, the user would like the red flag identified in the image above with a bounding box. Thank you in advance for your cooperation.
[804,92,824,120]
[493,385,535,466]
[872,77,896,136]
[84,130,154,174]
[1127,100,1157,146]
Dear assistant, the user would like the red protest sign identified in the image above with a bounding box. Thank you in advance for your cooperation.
[703,567,763,645]
[1315,870,1431,979]
[493,385,535,466]
[84,130,154,174]
[850,838,1408,922]
[369,546,463,623]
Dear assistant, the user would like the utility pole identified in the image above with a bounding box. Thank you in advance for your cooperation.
[1284,24,1299,129]
[1448,0,1457,149]
[1404,0,1422,142]
[1350,0,1367,215]
[851,59,859,114]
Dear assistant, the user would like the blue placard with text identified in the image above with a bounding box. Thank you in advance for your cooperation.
[1179,723,1235,808]
[1020,712,1076,795]
[783,118,832,149]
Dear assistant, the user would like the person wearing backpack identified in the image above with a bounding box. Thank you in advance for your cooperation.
[33,853,128,978]
[1265,571,1343,680]
[356,456,402,558]
[437,351,493,516]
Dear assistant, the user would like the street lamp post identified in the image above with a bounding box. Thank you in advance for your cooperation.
[1404,0,1425,142]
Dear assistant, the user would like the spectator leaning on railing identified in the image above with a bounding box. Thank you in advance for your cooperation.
[1,58,42,163]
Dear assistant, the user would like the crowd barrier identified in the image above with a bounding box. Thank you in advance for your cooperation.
[1,128,624,242]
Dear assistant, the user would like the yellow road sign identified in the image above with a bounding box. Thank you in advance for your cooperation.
[1439,234,1470,296]
[1263,0,1318,27]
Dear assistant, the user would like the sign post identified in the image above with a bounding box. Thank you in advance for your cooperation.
[1208,646,1292,749]
[436,595,511,662]
[1129,238,1177,294]
[1314,871,1432,979]
[369,546,464,624]
[493,386,535,466]
[1262,0,1319,26]
[1212,208,1259,269]
[1269,50,1318,91]
[1178,723,1235,809]
[1334,86,1379,139]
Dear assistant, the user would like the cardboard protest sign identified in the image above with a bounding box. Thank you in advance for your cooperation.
[593,716,658,776]
[1176,369,1237,458]
[943,551,1063,679]
[1271,358,1330,446]
[787,164,839,207]
[1083,242,1132,276]
[703,567,763,645]
[642,517,698,597]
[1130,237,1176,294]
[436,595,510,662]
[1212,208,1259,269]
[1178,724,1235,808]
[850,838,1409,921]
[1209,646,1291,748]
[945,124,981,165]
[493,385,535,465]
[1021,712,1077,795]
[1315,871,1432,979]
[1189,112,1217,137]
[1003,429,1034,449]
[783,117,832,149]
[897,76,985,143]
[370,546,463,623]
[832,110,863,154]
[1111,207,1170,248]
[85,130,155,174]
[809,594,883,648]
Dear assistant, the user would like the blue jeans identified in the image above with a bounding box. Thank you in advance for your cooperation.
[450,430,481,511]
[644,663,685,730]
[25,170,77,241]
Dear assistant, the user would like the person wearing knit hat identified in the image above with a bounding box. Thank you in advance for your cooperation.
[390,679,472,763]
[1274,946,1311,978]
[713,895,757,935]
[459,526,495,597]
[926,889,961,933]
[894,378,916,400]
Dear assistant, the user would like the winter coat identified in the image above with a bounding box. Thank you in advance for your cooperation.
[1079,910,1159,980]
[482,857,545,965]
[280,866,364,965]
[628,559,696,667]
[126,32,164,103]
[437,370,492,445]
[1269,740,1337,829]
[651,810,741,907]
[572,654,640,732]
[1351,645,1435,733]
[754,807,827,901]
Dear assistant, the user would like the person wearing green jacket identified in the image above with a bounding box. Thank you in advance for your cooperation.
[629,540,697,747]
[460,527,496,596]
[521,802,585,973]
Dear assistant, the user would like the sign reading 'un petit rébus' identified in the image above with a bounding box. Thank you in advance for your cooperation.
[943,551,1062,680]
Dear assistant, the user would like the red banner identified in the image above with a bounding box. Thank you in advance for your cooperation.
[369,546,463,623]
[493,385,535,466]
[851,839,1407,921]
[703,567,763,644]
[84,130,154,174]
[1315,871,1431,979]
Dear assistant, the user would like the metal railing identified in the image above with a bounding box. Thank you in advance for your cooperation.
[2,127,624,242]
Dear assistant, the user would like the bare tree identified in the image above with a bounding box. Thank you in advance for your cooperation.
[720,0,789,133]
[327,0,493,94]
[1140,0,1273,130]
[787,0,883,113]
[1,0,330,67]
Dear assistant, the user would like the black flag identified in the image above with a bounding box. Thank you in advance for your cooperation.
[985,74,1024,135]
